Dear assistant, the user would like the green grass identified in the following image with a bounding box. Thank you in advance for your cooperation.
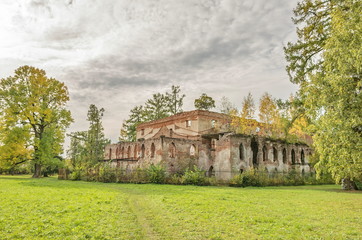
[0,176,361,240]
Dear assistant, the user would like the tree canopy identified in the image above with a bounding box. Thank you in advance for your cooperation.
[0,66,73,177]
[120,85,185,141]
[67,104,110,173]
[285,0,362,188]
[194,93,215,110]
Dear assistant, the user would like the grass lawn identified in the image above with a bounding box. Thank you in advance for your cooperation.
[0,176,361,240]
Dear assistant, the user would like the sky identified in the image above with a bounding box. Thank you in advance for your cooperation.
[0,0,300,146]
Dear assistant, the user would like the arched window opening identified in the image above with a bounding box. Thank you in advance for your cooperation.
[109,148,112,160]
[140,144,145,158]
[115,147,119,159]
[121,147,125,159]
[240,169,244,174]
[301,150,305,165]
[282,148,287,164]
[151,143,155,158]
[190,144,196,157]
[169,129,173,137]
[291,149,296,165]
[169,142,176,158]
[239,143,245,160]
[208,166,215,177]
[273,147,278,162]
[127,146,131,158]
[251,138,258,166]
[262,146,267,161]
[134,146,137,159]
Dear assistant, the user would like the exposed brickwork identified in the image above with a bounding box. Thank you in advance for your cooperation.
[105,110,313,180]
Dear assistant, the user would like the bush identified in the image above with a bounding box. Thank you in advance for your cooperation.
[166,174,182,185]
[129,167,148,184]
[147,164,166,184]
[69,168,83,181]
[98,163,116,183]
[229,174,244,187]
[181,166,208,186]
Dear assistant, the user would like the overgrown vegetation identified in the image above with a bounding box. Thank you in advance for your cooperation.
[63,162,335,188]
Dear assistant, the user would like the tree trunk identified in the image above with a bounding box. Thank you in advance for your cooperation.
[32,163,42,178]
[341,178,357,190]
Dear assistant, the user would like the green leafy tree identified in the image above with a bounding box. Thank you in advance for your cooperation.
[67,131,87,170]
[194,93,215,110]
[84,104,110,167]
[120,86,186,141]
[67,105,109,170]
[0,66,73,177]
[145,93,170,120]
[285,0,361,189]
[165,85,185,115]
[120,105,146,142]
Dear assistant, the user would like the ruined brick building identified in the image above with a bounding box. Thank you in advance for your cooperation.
[104,110,312,179]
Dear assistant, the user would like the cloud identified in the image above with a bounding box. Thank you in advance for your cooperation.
[0,0,300,144]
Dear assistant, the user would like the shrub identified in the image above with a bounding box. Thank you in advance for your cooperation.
[147,164,166,184]
[166,174,182,185]
[129,168,148,184]
[229,174,244,187]
[69,168,83,181]
[181,166,208,186]
[98,163,116,183]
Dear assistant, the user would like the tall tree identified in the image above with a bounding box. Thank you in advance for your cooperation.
[259,92,281,137]
[120,105,146,142]
[240,92,255,119]
[67,131,87,170]
[145,93,170,120]
[194,93,215,110]
[85,104,110,167]
[165,85,185,115]
[0,66,72,177]
[219,96,236,115]
[285,0,361,189]
[230,93,258,135]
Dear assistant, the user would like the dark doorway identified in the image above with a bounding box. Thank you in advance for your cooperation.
[251,138,258,166]
[208,166,215,177]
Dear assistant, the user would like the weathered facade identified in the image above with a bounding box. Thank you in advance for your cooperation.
[104,110,312,179]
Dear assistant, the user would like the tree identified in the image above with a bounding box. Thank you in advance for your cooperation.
[0,66,72,177]
[240,92,255,119]
[194,93,215,110]
[120,105,146,142]
[165,85,185,115]
[259,92,283,138]
[219,96,236,114]
[145,93,170,120]
[120,86,186,141]
[67,105,109,170]
[67,131,87,170]
[285,0,362,189]
[230,93,258,135]
[85,104,110,167]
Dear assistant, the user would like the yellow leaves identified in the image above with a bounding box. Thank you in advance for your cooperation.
[0,65,73,169]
